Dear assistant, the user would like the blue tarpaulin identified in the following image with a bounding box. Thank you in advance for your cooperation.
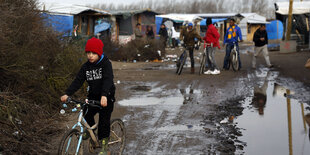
[43,13,73,36]
[200,18,227,26]
[155,17,163,34]
[266,20,284,40]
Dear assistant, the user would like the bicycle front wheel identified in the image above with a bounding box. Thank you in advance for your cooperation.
[58,129,82,155]
[231,51,239,71]
[199,52,206,75]
[109,119,126,154]
[177,53,187,75]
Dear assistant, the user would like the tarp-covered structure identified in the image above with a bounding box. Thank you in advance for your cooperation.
[275,1,310,44]
[39,2,111,36]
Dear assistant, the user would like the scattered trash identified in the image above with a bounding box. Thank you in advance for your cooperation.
[12,131,19,137]
[62,103,67,108]
[15,118,22,125]
[187,125,193,129]
[137,54,141,57]
[117,80,121,84]
[133,60,137,63]
[157,50,161,56]
[166,55,178,58]
[72,108,77,112]
[145,60,149,62]
[60,109,65,115]
[39,66,44,70]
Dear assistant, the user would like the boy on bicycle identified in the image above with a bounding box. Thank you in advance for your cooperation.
[223,18,243,70]
[60,37,115,155]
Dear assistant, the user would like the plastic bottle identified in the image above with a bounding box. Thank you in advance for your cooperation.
[60,109,65,115]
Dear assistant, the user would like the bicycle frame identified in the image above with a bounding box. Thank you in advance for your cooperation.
[66,108,99,154]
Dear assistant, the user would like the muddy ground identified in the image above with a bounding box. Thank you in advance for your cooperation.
[51,45,310,154]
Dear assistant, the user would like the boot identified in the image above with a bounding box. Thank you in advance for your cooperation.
[191,68,195,74]
[98,137,109,155]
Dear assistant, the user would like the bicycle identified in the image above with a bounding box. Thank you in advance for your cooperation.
[176,45,187,75]
[58,97,126,155]
[199,42,213,75]
[228,42,240,71]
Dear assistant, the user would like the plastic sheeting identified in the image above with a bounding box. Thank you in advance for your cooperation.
[43,13,73,36]
[266,20,284,40]
[200,18,227,26]
[155,17,163,34]
[94,21,110,35]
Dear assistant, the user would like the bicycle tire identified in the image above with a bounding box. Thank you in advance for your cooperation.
[231,50,239,71]
[109,119,126,154]
[58,129,82,155]
[177,52,187,75]
[199,52,206,75]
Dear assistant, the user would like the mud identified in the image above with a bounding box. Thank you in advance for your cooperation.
[50,46,310,154]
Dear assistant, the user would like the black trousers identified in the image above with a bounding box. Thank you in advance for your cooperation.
[84,99,114,140]
[187,47,194,68]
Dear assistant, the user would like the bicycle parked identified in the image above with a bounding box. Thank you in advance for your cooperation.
[58,97,125,155]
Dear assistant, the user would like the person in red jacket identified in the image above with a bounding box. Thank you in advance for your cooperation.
[203,18,221,75]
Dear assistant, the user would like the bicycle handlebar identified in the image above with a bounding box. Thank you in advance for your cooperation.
[66,97,102,109]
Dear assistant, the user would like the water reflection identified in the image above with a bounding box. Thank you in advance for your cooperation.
[251,80,268,115]
[180,85,194,105]
[237,82,310,155]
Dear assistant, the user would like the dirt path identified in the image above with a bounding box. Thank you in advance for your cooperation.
[50,48,310,154]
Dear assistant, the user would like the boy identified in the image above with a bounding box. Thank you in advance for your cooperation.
[60,37,115,155]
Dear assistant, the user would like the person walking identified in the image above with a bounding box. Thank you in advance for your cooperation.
[252,24,273,69]
[223,18,243,70]
[203,18,221,75]
[179,22,202,74]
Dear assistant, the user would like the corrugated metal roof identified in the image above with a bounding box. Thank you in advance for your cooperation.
[38,2,110,15]
[275,1,310,15]
[156,14,202,22]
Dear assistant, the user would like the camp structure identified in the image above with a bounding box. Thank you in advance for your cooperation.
[275,1,310,46]
[39,2,111,37]
[109,9,159,44]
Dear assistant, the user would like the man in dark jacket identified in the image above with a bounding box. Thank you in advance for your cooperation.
[159,24,168,48]
[252,24,273,68]
[179,22,202,73]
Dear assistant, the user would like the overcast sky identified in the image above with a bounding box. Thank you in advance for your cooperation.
[38,0,310,9]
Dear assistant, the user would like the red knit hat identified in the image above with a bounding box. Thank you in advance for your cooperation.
[85,37,104,57]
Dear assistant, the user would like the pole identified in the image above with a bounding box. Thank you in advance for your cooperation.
[286,0,294,40]
[301,103,307,133]
[286,89,293,155]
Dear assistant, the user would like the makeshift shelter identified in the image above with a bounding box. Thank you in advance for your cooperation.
[275,1,310,45]
[39,2,111,36]
[109,9,159,44]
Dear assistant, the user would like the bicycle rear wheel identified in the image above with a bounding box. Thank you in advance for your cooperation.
[231,50,239,71]
[58,129,82,155]
[109,119,126,154]
[199,52,206,75]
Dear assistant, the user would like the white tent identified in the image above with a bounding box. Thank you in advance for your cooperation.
[38,2,110,15]
[275,1,310,15]
[156,14,202,23]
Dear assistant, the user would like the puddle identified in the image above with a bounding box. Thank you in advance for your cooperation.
[236,81,310,155]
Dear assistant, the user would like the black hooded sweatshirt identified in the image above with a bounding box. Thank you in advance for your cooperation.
[65,56,115,101]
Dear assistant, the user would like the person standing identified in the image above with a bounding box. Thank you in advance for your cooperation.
[145,25,154,39]
[158,24,168,48]
[223,18,243,70]
[179,22,202,74]
[134,23,143,39]
[203,18,221,75]
[252,24,273,68]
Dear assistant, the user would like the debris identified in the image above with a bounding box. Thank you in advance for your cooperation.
[157,50,161,56]
[60,109,65,115]
[72,108,77,112]
[62,103,67,108]
[117,80,121,84]
[133,60,137,63]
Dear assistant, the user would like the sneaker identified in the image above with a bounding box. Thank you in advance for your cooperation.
[98,138,109,155]
[204,70,212,74]
[211,69,220,75]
